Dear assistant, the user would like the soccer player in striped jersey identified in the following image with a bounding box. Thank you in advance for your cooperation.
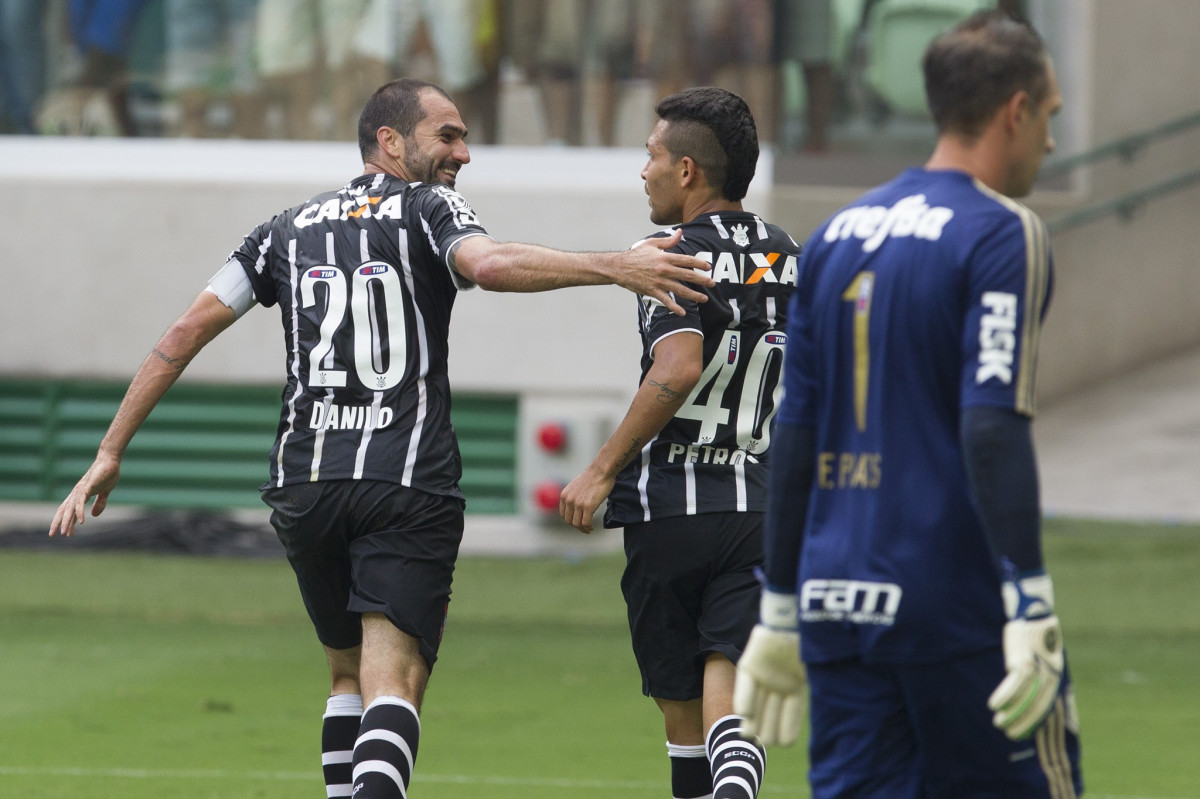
[733,11,1084,799]
[561,87,799,799]
[49,78,714,799]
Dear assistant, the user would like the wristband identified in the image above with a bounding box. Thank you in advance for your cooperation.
[1001,572,1055,620]
[760,589,799,631]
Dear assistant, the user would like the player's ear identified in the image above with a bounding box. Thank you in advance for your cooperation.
[678,155,698,188]
[377,126,405,159]
[1003,90,1031,135]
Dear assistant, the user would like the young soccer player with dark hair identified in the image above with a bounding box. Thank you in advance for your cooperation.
[561,86,800,799]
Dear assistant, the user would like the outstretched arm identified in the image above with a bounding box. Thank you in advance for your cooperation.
[49,291,237,537]
[559,331,703,532]
[449,229,714,316]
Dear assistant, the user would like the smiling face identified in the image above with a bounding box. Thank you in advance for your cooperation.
[641,119,686,226]
[403,89,471,188]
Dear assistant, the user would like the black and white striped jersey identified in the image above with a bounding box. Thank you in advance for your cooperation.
[230,172,488,499]
[604,211,800,526]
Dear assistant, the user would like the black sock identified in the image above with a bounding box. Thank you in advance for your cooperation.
[322,694,362,798]
[668,741,713,798]
[707,715,766,799]
[351,696,421,798]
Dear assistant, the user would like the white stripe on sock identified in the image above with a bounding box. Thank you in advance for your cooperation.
[355,729,414,775]
[352,759,407,796]
[321,751,353,766]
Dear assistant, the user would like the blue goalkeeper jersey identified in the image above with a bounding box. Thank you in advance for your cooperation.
[778,168,1053,665]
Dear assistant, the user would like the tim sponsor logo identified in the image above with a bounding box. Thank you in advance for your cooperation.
[823,194,954,252]
[800,578,902,625]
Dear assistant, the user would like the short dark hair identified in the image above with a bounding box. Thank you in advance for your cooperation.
[923,10,1050,137]
[357,78,453,161]
[654,87,759,202]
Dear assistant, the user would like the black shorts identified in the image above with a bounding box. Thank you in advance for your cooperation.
[262,480,465,670]
[621,511,762,701]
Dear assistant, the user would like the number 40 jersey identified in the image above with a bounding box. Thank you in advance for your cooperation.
[229,172,488,499]
[604,211,801,527]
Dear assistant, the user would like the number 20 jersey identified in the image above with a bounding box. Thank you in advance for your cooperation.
[604,211,801,527]
[230,172,488,498]
[779,168,1054,664]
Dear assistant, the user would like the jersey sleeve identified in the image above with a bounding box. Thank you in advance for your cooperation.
[228,219,280,308]
[417,184,491,291]
[637,231,703,353]
[777,244,819,428]
[643,295,702,353]
[960,208,1053,417]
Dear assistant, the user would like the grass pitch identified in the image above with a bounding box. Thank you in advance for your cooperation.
[0,517,1197,798]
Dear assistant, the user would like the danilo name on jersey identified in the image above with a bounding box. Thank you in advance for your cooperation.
[308,402,395,431]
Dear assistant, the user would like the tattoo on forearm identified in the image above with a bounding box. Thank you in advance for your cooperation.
[152,349,189,371]
[648,378,685,406]
[616,436,645,469]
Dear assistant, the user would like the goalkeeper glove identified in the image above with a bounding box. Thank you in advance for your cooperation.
[988,570,1064,740]
[734,589,806,747]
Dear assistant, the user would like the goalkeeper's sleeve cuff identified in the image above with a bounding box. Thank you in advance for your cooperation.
[760,589,799,631]
[1002,571,1055,620]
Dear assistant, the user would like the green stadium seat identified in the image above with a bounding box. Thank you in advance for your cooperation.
[863,0,994,117]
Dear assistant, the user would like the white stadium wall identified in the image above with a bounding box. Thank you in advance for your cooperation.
[1027,0,1200,400]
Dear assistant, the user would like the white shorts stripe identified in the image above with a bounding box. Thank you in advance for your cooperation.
[637,439,654,521]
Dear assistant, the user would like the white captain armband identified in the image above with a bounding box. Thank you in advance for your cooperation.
[205,260,257,318]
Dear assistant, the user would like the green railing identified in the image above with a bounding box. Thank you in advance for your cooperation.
[1047,166,1200,234]
[0,380,518,514]
[1040,110,1200,176]
[1043,110,1200,233]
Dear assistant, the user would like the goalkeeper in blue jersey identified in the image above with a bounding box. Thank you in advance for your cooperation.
[734,10,1083,799]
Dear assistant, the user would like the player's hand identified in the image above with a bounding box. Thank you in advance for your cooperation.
[49,453,121,537]
[735,625,806,747]
[619,230,714,316]
[735,590,806,747]
[559,466,614,534]
[988,570,1064,740]
[989,615,1064,739]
